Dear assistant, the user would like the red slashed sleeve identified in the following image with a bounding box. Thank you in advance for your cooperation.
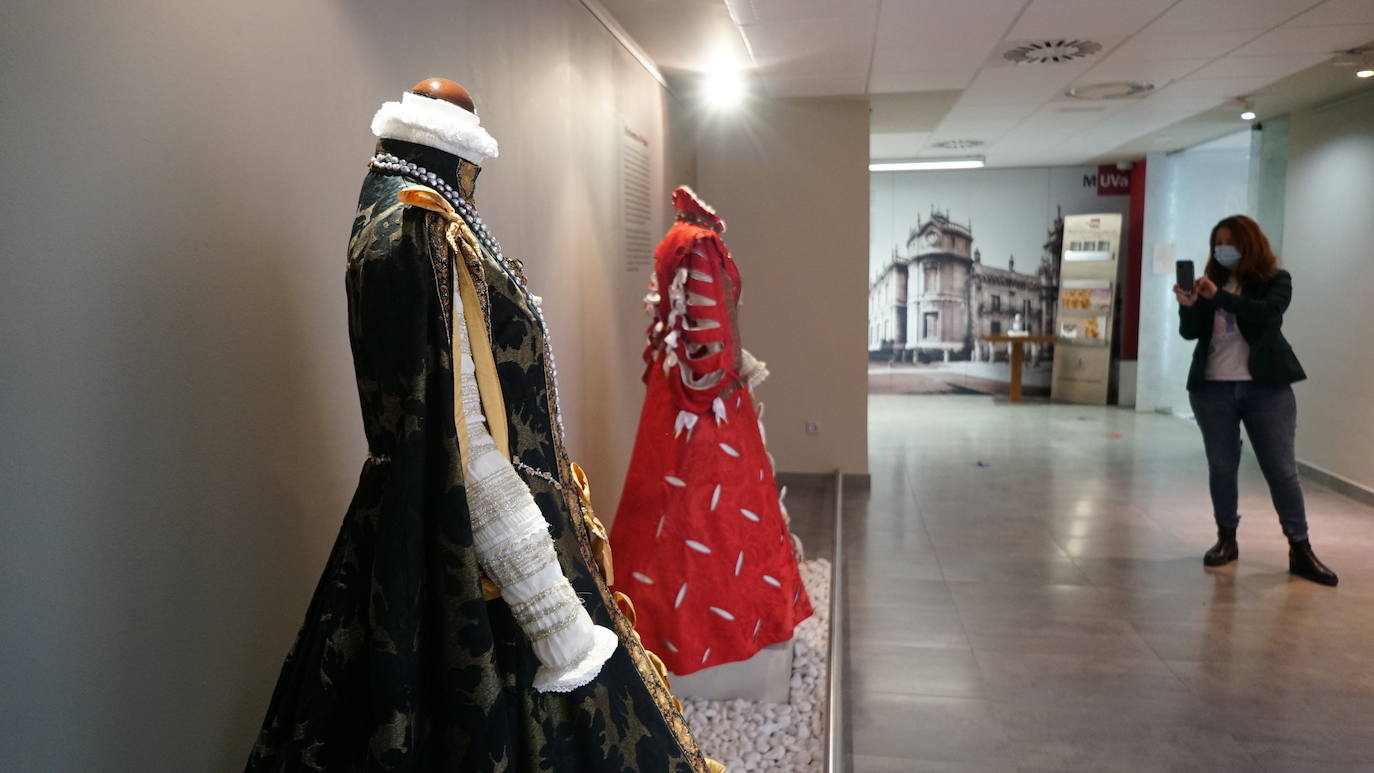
[661,234,736,420]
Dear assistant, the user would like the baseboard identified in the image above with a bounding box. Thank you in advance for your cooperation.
[776,471,871,493]
[1297,460,1374,509]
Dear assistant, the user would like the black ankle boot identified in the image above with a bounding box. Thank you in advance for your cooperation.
[1203,527,1239,566]
[1289,538,1338,586]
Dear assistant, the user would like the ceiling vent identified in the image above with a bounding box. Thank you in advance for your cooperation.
[931,139,986,150]
[1003,39,1103,65]
[1066,81,1155,100]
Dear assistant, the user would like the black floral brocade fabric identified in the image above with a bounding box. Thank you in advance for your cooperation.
[245,165,704,772]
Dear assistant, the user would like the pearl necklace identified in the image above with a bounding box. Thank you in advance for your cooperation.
[369,153,571,453]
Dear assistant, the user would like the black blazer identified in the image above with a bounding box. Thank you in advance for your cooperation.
[1178,269,1307,391]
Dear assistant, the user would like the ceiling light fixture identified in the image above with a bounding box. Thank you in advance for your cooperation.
[1066,82,1155,100]
[701,50,745,109]
[1237,97,1256,121]
[870,158,986,172]
[930,139,985,150]
[1332,47,1374,78]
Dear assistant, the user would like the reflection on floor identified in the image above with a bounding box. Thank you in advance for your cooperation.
[847,395,1374,773]
[868,362,1052,397]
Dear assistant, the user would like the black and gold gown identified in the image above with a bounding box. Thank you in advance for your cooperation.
[245,138,709,772]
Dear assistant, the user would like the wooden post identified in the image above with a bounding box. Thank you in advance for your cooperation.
[1009,341,1024,403]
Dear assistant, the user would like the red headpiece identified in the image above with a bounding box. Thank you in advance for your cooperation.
[671,186,725,233]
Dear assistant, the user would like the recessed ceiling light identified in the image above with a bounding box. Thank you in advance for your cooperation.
[700,50,745,109]
[931,139,985,150]
[1333,47,1374,77]
[1004,39,1103,65]
[1066,82,1155,100]
[870,158,985,172]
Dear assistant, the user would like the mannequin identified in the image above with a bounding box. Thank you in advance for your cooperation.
[611,186,812,677]
[411,77,475,112]
[245,79,715,773]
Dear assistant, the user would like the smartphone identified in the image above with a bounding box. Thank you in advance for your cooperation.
[1176,260,1195,293]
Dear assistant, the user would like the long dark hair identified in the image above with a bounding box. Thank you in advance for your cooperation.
[1205,214,1280,287]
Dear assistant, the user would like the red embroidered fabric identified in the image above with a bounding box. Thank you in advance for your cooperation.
[611,187,812,676]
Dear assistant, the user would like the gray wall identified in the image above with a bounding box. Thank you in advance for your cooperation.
[1281,90,1374,492]
[0,1,682,769]
[1249,116,1290,248]
[695,97,871,475]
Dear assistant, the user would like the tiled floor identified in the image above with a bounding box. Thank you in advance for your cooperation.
[845,395,1374,773]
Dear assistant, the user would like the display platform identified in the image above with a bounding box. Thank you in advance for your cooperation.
[680,558,831,772]
[671,640,792,704]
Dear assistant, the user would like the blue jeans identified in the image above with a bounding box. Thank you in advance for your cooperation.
[1189,381,1307,539]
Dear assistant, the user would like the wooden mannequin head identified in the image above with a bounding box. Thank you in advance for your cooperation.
[410,78,475,114]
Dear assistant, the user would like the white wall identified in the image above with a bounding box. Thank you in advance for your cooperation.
[0,1,681,768]
[1281,90,1374,492]
[1135,138,1252,415]
[695,97,871,475]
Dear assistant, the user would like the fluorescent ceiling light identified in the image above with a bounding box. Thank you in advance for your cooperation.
[870,158,985,171]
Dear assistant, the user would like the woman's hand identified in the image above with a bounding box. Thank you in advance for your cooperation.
[1174,284,1199,307]
[1196,276,1218,300]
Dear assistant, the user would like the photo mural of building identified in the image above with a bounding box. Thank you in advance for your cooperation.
[869,208,1063,363]
[868,165,1132,396]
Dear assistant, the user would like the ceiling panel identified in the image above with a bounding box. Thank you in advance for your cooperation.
[959,60,1099,105]
[1230,23,1374,56]
[930,118,1024,135]
[1185,52,1331,80]
[1009,108,1112,135]
[870,131,932,159]
[988,139,1070,158]
[942,104,1044,120]
[740,15,875,68]
[1291,0,1374,26]
[752,46,872,77]
[1149,0,1325,33]
[1152,76,1275,99]
[758,71,868,98]
[869,0,1024,93]
[1131,95,1230,112]
[869,69,977,94]
[1006,0,1175,39]
[873,0,1026,51]
[726,0,878,25]
[1075,56,1213,84]
[1111,28,1264,60]
[871,41,989,74]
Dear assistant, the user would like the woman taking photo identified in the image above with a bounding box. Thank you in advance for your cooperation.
[1175,214,1337,586]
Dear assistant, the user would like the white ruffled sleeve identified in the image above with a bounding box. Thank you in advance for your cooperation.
[454,292,617,692]
[740,349,769,392]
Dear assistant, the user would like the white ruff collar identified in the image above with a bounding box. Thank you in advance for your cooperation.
[371,92,500,165]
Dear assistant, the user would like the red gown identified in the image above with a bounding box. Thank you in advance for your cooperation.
[611,187,812,676]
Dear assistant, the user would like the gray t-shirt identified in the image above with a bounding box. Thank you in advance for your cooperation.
[1205,280,1252,381]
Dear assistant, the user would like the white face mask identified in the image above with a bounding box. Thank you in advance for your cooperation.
[1214,244,1241,268]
